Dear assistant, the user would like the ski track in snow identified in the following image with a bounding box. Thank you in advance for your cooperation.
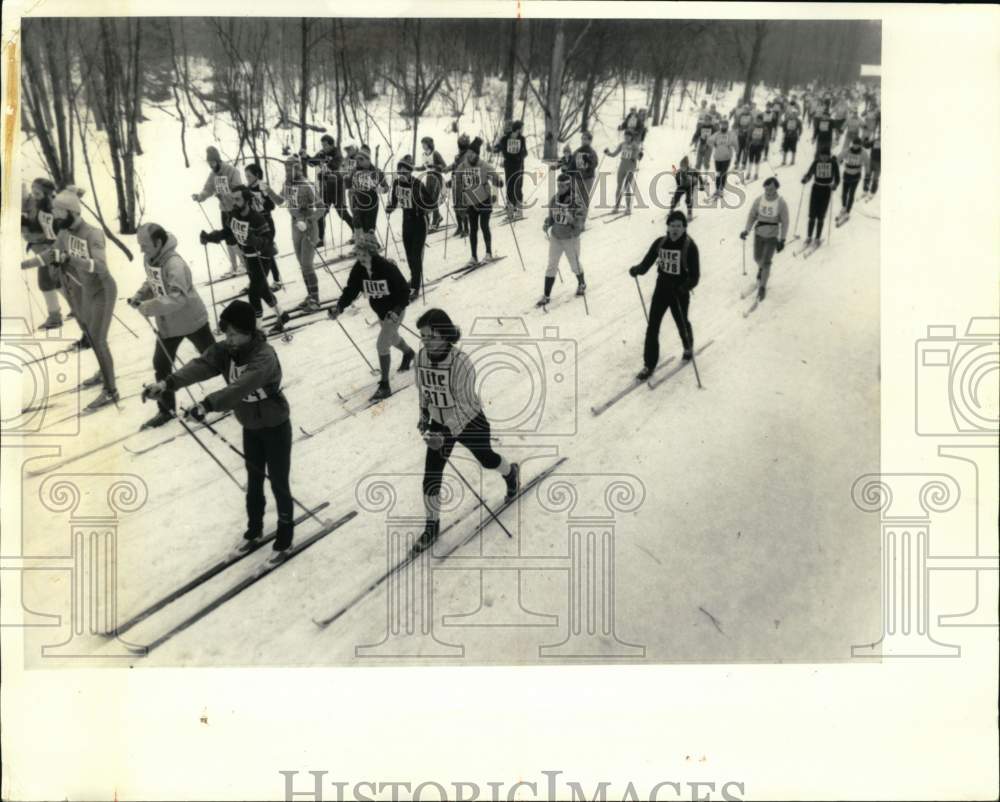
[15,80,881,665]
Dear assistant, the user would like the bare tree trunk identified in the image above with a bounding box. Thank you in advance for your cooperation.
[300,19,309,150]
[650,73,664,127]
[579,32,604,133]
[504,19,518,121]
[542,20,566,159]
[740,22,768,105]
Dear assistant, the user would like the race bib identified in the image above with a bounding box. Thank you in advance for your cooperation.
[819,121,829,132]
[623,144,638,160]
[751,127,764,141]
[355,172,375,191]
[700,126,713,140]
[846,153,863,169]
[816,162,832,180]
[740,115,751,127]
[66,233,90,259]
[362,278,390,299]
[399,186,413,209]
[249,190,265,213]
[461,172,476,190]
[213,176,231,196]
[229,362,266,404]
[287,185,301,210]
[419,366,454,410]
[759,197,779,219]
[38,210,56,240]
[230,218,250,247]
[575,153,588,169]
[148,266,167,297]
[553,206,574,226]
[786,120,798,132]
[656,248,682,276]
[506,138,521,155]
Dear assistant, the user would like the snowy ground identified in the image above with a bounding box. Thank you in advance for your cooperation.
[12,77,881,666]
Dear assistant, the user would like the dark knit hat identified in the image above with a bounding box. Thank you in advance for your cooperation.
[397,154,414,171]
[245,163,264,179]
[32,177,56,193]
[206,146,222,163]
[219,300,257,334]
[666,210,688,228]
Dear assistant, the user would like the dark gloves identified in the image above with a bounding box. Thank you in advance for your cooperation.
[199,230,209,245]
[629,266,642,277]
[182,402,208,422]
[776,239,785,253]
[739,230,749,241]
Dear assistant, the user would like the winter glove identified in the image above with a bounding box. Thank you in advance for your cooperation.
[776,239,785,253]
[327,306,343,321]
[127,295,142,309]
[417,412,430,434]
[141,381,167,402]
[40,248,64,266]
[199,230,209,245]
[191,193,201,202]
[295,220,307,232]
[739,230,748,241]
[423,429,447,452]
[182,402,207,422]
[801,176,809,184]
[629,265,642,278]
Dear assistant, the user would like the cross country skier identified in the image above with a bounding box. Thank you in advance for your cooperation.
[129,223,216,430]
[835,139,869,225]
[800,147,840,249]
[492,120,528,218]
[628,210,700,378]
[710,119,739,197]
[348,145,388,239]
[22,188,119,410]
[327,231,416,401]
[604,129,643,215]
[862,132,881,199]
[411,307,520,554]
[735,103,754,171]
[557,144,574,176]
[192,145,244,275]
[454,142,503,268]
[267,155,326,311]
[142,299,296,562]
[570,132,599,220]
[762,102,777,158]
[307,134,354,246]
[416,136,447,230]
[781,108,802,166]
[243,164,283,291]
[21,177,70,330]
[746,113,768,181]
[739,177,790,301]
[812,102,835,155]
[636,109,649,142]
[620,106,640,135]
[538,171,587,307]
[445,133,473,238]
[386,154,435,301]
[199,187,288,333]
[841,111,863,157]
[691,114,716,172]
[669,156,705,220]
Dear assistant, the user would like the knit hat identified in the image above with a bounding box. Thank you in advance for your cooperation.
[53,186,84,215]
[32,177,56,194]
[321,134,335,145]
[397,154,414,171]
[219,300,257,335]
[666,210,688,228]
[512,120,523,131]
[469,136,483,155]
[358,145,372,158]
[354,229,380,253]
[206,146,222,163]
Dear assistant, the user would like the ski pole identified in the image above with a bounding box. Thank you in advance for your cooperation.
[505,201,526,271]
[679,292,702,389]
[443,192,452,260]
[444,455,514,539]
[329,313,378,373]
[741,237,747,276]
[174,415,246,491]
[58,269,121,402]
[634,276,649,323]
[827,191,836,244]
[792,183,805,240]
[203,243,221,333]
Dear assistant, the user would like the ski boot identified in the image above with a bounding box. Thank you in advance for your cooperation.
[85,388,119,412]
[398,350,414,372]
[503,463,520,503]
[412,520,440,555]
[575,278,587,296]
[636,366,653,381]
[37,311,62,331]
[140,409,173,430]
[369,382,392,402]
[535,295,550,309]
[81,370,103,388]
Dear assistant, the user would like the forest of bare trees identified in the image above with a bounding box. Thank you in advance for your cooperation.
[21,17,880,235]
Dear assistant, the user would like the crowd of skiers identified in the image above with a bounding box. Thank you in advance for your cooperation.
[18,81,878,558]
